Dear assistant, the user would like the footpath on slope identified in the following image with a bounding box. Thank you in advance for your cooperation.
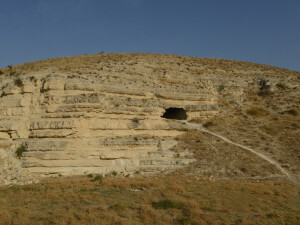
[183,121,298,184]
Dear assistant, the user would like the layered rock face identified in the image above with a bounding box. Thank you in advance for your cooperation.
[1,54,298,185]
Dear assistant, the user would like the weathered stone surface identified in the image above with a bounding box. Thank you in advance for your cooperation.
[1,53,298,185]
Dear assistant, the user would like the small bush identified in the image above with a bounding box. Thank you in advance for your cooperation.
[240,167,247,173]
[176,216,193,225]
[246,108,264,116]
[9,70,17,76]
[203,121,214,128]
[132,118,140,128]
[0,70,3,75]
[152,199,183,210]
[286,109,298,116]
[276,83,286,89]
[132,118,140,124]
[109,203,127,211]
[259,79,270,91]
[246,109,258,116]
[91,175,103,183]
[7,65,17,76]
[258,78,271,96]
[16,145,27,159]
[87,174,93,178]
[112,171,117,176]
[217,84,225,93]
[260,126,277,135]
[14,78,23,87]
[7,65,13,72]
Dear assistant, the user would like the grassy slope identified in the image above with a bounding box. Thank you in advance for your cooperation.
[0,175,299,225]
[173,85,300,181]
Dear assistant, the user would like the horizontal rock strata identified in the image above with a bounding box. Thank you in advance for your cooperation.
[2,53,289,185]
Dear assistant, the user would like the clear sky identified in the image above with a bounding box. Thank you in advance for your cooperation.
[0,0,299,71]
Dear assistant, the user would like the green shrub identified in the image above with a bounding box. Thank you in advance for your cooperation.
[246,108,263,116]
[109,203,127,211]
[91,175,103,183]
[87,174,93,178]
[9,70,17,76]
[286,109,298,116]
[16,145,27,159]
[14,78,23,87]
[111,171,117,176]
[258,79,271,96]
[7,65,17,76]
[0,70,3,75]
[203,121,214,128]
[276,83,286,89]
[132,118,140,128]
[260,126,277,135]
[217,84,225,93]
[152,199,182,210]
[246,109,258,116]
[176,216,193,225]
[259,79,270,91]
[132,118,140,124]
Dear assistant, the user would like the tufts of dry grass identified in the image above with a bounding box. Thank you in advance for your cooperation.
[0,174,299,225]
[185,80,300,180]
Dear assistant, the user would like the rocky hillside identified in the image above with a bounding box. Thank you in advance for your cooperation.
[0,53,299,185]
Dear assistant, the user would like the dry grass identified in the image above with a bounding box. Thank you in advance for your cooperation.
[182,82,300,180]
[1,53,299,78]
[0,174,299,225]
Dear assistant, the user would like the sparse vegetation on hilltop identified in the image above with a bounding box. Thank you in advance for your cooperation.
[14,78,23,87]
[1,53,299,78]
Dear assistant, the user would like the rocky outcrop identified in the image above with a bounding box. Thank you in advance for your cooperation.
[1,53,297,185]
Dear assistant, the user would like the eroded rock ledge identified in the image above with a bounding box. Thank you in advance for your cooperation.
[1,53,294,185]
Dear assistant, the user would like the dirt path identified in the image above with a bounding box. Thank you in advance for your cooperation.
[184,122,297,183]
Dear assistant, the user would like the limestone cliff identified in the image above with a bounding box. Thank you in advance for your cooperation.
[0,54,299,185]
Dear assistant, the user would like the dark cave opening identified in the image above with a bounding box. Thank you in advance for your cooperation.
[161,108,187,120]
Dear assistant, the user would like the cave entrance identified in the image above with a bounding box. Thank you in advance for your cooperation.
[161,108,187,120]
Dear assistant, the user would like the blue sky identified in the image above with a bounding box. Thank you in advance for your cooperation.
[0,0,299,71]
